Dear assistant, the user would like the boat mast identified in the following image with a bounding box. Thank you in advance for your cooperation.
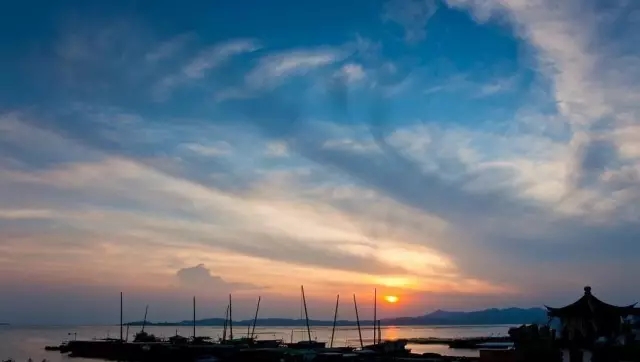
[229,294,233,340]
[373,288,377,344]
[377,320,382,343]
[193,296,196,338]
[250,296,261,339]
[222,304,229,342]
[353,294,363,348]
[301,285,312,342]
[330,294,339,348]
[120,292,123,342]
[142,305,149,333]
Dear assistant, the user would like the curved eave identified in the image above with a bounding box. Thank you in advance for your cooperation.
[545,302,638,318]
[621,303,638,313]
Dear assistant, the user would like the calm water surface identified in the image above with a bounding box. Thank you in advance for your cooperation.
[0,324,514,361]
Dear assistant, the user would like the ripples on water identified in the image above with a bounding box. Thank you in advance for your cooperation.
[0,324,515,361]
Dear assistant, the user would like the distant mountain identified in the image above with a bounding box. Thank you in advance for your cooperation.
[127,307,547,327]
[391,308,548,326]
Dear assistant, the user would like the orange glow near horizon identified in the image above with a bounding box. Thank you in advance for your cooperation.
[384,295,399,303]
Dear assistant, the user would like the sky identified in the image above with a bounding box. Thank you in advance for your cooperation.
[1,0,640,325]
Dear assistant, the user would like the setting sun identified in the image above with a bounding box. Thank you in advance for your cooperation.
[384,295,399,303]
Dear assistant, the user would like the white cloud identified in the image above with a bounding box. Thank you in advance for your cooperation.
[0,209,56,220]
[335,63,366,83]
[476,74,519,97]
[183,39,260,79]
[245,48,346,89]
[154,38,260,100]
[387,122,579,209]
[265,141,288,157]
[444,0,615,124]
[423,73,518,97]
[183,142,233,157]
[382,0,439,43]
[322,138,379,153]
[443,0,640,220]
[614,125,640,159]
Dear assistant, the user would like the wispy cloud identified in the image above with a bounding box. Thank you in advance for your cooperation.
[154,38,260,100]
[322,138,379,153]
[476,74,519,97]
[245,48,346,89]
[334,63,366,83]
[145,33,194,62]
[183,142,232,157]
[423,73,519,98]
[0,209,56,220]
[215,38,373,100]
[265,141,289,157]
[183,39,260,79]
[382,0,439,43]
[444,0,640,218]
[0,113,511,307]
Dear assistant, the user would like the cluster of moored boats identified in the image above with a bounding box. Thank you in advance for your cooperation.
[46,335,417,362]
[44,286,471,362]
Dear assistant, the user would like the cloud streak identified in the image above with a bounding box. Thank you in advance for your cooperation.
[1,116,497,296]
[382,0,439,43]
[245,48,347,89]
[154,38,261,100]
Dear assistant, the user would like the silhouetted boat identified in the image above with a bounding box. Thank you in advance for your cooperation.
[131,305,162,343]
[169,334,189,345]
[133,331,161,343]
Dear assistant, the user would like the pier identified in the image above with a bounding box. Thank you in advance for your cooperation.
[406,337,512,349]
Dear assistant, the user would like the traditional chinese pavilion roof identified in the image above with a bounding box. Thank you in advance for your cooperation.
[546,286,637,318]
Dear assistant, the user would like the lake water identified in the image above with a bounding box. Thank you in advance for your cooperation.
[0,324,515,361]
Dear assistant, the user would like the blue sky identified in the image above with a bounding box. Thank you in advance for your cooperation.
[1,0,640,324]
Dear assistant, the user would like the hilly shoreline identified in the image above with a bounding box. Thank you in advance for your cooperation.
[126,307,547,327]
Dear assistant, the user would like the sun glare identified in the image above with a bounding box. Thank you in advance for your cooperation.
[384,295,399,303]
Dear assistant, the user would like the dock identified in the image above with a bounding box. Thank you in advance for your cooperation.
[45,339,481,362]
[406,336,512,349]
